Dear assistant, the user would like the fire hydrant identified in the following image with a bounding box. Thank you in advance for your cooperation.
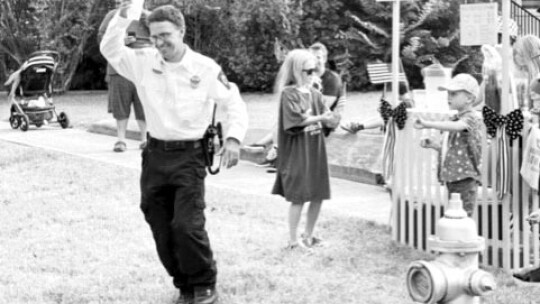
[406,193,496,304]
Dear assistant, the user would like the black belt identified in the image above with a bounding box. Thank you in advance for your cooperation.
[147,135,201,151]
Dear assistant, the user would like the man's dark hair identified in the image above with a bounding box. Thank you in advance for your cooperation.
[147,5,185,30]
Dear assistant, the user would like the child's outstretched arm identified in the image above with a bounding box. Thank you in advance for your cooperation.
[340,116,384,134]
[414,117,468,132]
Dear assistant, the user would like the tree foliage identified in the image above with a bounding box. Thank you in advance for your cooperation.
[1,0,488,92]
[219,0,302,92]
[331,0,486,89]
[399,0,483,86]
[0,0,41,85]
[0,0,109,92]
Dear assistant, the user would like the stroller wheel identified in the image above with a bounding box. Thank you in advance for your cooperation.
[20,115,29,132]
[9,115,20,129]
[35,121,43,128]
[58,112,70,129]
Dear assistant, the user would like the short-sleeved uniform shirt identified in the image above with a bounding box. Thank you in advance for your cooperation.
[99,12,247,141]
[271,87,331,203]
[440,110,483,183]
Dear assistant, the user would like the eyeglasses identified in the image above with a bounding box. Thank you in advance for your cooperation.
[150,32,173,44]
[302,68,316,75]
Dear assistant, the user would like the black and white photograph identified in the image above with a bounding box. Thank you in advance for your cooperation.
[1,0,540,303]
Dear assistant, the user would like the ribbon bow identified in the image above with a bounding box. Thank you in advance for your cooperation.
[482,105,524,199]
[379,99,408,130]
[482,106,523,140]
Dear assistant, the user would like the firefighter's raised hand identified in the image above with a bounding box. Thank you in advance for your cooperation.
[118,0,144,19]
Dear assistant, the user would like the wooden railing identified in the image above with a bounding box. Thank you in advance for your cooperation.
[392,109,540,271]
[512,0,540,37]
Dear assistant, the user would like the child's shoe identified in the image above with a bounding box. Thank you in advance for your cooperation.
[255,146,277,167]
[283,241,313,254]
[300,233,323,248]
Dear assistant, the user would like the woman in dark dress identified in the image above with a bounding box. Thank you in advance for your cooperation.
[271,49,334,249]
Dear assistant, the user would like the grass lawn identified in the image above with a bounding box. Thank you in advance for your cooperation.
[1,91,540,303]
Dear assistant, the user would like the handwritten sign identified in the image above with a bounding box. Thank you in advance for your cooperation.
[460,3,498,46]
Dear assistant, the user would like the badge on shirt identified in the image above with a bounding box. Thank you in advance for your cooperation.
[218,71,230,90]
[190,75,201,89]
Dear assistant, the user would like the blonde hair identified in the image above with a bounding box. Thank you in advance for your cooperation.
[273,49,315,93]
[514,35,540,80]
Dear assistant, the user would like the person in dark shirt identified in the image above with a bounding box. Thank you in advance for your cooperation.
[97,2,151,152]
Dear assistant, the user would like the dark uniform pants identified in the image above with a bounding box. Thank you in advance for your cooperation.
[140,138,217,290]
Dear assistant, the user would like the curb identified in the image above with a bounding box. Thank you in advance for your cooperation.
[88,119,384,185]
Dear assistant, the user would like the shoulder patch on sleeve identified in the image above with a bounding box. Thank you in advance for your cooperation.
[218,71,230,90]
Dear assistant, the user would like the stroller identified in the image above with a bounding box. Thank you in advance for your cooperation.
[7,50,69,131]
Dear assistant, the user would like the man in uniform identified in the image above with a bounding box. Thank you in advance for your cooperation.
[100,3,248,304]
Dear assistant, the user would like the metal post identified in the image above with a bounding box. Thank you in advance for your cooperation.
[501,0,511,271]
[392,0,400,106]
[502,0,510,114]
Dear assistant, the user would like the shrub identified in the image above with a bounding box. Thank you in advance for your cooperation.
[217,0,302,92]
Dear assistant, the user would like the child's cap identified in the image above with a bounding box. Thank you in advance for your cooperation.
[531,74,540,95]
[438,73,479,98]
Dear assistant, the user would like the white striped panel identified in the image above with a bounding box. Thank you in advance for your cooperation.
[367,63,407,84]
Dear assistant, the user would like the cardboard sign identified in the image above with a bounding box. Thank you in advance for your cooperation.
[460,3,498,46]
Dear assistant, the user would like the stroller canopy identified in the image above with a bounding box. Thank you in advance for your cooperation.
[6,51,59,98]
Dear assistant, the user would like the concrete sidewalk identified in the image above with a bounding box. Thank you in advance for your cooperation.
[0,121,391,225]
